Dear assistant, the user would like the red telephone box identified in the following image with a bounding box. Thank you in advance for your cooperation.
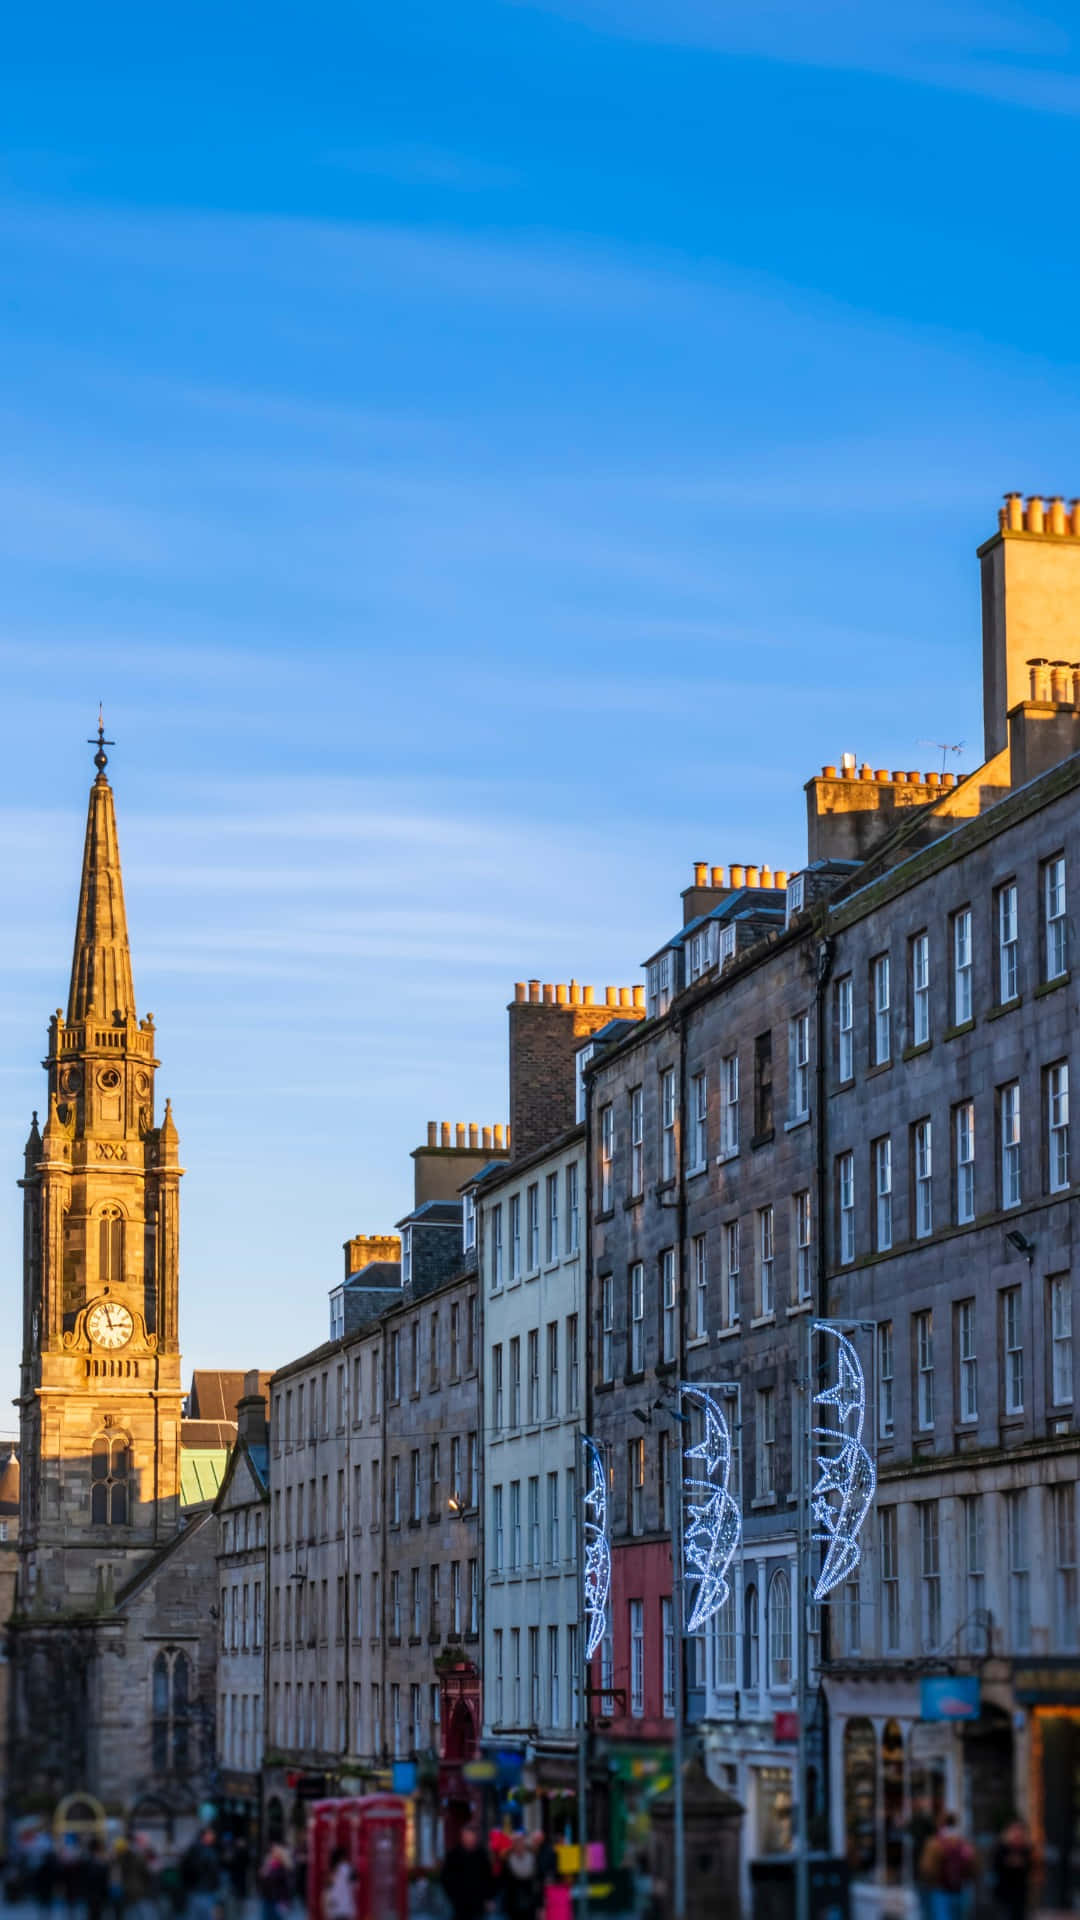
[306,1795,408,1920]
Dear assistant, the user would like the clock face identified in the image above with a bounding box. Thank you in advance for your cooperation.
[87,1301,134,1350]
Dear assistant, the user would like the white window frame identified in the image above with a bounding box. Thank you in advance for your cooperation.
[880,1506,900,1650]
[510,1194,522,1280]
[915,1310,934,1430]
[757,1206,774,1317]
[630,1087,644,1197]
[1046,854,1068,981]
[723,1220,740,1327]
[1001,1080,1022,1209]
[790,1011,810,1119]
[1007,1490,1031,1650]
[919,1501,941,1651]
[628,1436,644,1535]
[955,1100,975,1225]
[690,1071,708,1170]
[1049,1061,1070,1193]
[601,1275,614,1382]
[527,1183,540,1271]
[1003,1286,1024,1415]
[661,1069,676,1181]
[998,881,1019,1003]
[491,1204,504,1289]
[958,1299,977,1422]
[793,1191,811,1303]
[836,975,854,1083]
[661,1597,676,1718]
[878,1321,894,1438]
[661,1249,677,1362]
[872,953,891,1065]
[874,1137,892,1252]
[1051,1275,1073,1406]
[911,931,930,1046]
[629,1600,645,1717]
[630,1262,645,1373]
[692,1234,708,1338]
[720,1053,739,1153]
[755,1387,775,1499]
[566,1161,580,1253]
[838,1150,855,1264]
[914,1118,933,1238]
[546,1172,559,1263]
[953,906,973,1024]
[600,1106,614,1212]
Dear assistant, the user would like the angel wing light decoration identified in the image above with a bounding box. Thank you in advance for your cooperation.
[811,1322,876,1601]
[581,1435,611,1661]
[681,1384,741,1634]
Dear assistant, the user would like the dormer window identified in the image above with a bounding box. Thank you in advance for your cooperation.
[719,925,737,966]
[329,1291,344,1342]
[463,1190,477,1253]
[401,1228,413,1287]
[575,1043,597,1124]
[688,925,717,985]
[647,951,675,1019]
[785,874,806,926]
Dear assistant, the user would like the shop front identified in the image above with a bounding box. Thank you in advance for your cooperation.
[600,1744,672,1869]
[1013,1656,1080,1908]
[824,1665,1016,1894]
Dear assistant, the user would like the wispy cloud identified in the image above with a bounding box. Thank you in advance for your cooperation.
[320,143,519,191]
[510,0,1080,112]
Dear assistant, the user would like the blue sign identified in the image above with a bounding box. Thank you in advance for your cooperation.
[391,1760,417,1794]
[920,1676,981,1722]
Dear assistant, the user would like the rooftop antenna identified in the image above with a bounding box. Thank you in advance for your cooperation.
[918,739,965,778]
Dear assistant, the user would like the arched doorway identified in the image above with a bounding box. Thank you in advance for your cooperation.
[445,1700,476,1764]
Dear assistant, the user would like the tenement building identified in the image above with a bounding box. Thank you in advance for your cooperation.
[581,497,1080,1905]
[214,1375,270,1849]
[263,1124,496,1857]
[10,733,221,1839]
[476,980,643,1823]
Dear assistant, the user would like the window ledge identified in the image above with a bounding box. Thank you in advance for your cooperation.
[525,1269,541,1283]
[784,1114,810,1134]
[716,1325,740,1342]
[685,1163,708,1181]
[750,1494,777,1510]
[594,1209,615,1225]
[788,1299,814,1317]
[987,994,1023,1022]
[750,1130,776,1151]
[750,1312,776,1330]
[686,1334,709,1350]
[623,1194,645,1211]
[944,1018,975,1042]
[543,1259,561,1274]
[866,1060,892,1079]
[715,1146,740,1166]
[623,1369,646,1387]
[832,1077,855,1094]
[1036,971,1070,999]
[901,1040,932,1063]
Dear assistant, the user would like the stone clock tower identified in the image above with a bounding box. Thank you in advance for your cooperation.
[17,727,184,1613]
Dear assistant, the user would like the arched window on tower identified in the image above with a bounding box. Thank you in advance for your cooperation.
[99,1206,124,1285]
[91,1433,129,1525]
[151,1648,192,1777]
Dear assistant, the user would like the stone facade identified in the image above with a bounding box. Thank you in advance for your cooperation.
[476,1126,586,1798]
[214,1378,270,1844]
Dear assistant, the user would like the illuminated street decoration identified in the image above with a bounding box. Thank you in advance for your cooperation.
[581,1435,611,1660]
[812,1322,876,1600]
[681,1385,741,1634]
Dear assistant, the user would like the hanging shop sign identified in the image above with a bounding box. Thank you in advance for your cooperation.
[920,1676,981,1722]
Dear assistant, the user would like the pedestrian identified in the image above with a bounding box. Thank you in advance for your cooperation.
[182,1830,224,1920]
[85,1841,110,1920]
[920,1812,975,1920]
[108,1840,128,1920]
[321,1847,354,1920]
[31,1835,56,1920]
[440,1824,495,1920]
[909,1795,938,1920]
[992,1817,1035,1920]
[497,1834,540,1920]
[228,1838,250,1911]
[257,1843,293,1920]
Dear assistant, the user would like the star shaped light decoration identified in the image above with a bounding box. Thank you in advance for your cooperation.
[581,1435,612,1660]
[811,1323,877,1601]
[681,1384,741,1635]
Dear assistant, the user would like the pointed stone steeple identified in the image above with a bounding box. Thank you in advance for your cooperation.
[67,720,135,1024]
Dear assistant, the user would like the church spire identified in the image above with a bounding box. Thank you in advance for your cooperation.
[67,715,136,1024]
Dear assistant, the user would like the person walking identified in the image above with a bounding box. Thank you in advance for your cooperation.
[920,1812,975,1920]
[992,1818,1036,1920]
[440,1824,495,1920]
[321,1847,354,1920]
[497,1835,540,1920]
[84,1841,110,1920]
[909,1795,938,1920]
[183,1830,224,1920]
[257,1842,293,1920]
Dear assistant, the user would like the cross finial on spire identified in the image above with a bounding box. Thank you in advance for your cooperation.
[87,704,115,779]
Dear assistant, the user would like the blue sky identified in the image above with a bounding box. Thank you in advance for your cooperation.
[2,0,1080,1414]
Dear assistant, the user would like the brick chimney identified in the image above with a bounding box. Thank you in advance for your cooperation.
[236,1368,269,1448]
[508,979,645,1160]
[979,493,1080,760]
